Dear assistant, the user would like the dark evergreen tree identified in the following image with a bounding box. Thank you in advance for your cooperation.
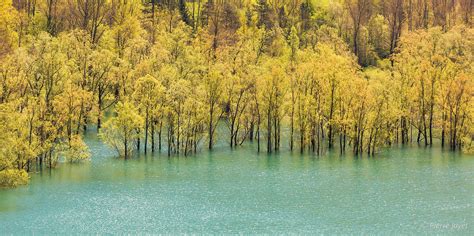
[300,1,313,31]
[178,0,192,26]
[255,0,274,29]
[278,6,288,29]
[200,0,214,27]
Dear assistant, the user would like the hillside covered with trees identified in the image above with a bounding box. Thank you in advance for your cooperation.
[0,0,472,187]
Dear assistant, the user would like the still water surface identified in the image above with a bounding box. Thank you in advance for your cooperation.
[0,132,473,234]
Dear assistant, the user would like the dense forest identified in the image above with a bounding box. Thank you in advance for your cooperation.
[0,0,472,187]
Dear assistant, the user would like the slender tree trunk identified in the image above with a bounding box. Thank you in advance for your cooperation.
[167,124,171,156]
[257,120,260,153]
[97,92,102,131]
[408,0,413,30]
[274,115,278,152]
[124,135,128,159]
[353,27,359,62]
[423,0,429,28]
[317,121,320,155]
[429,79,435,146]
[441,111,446,147]
[267,107,272,153]
[137,135,140,152]
[328,82,335,149]
[151,120,155,153]
[177,111,180,154]
[230,121,234,148]
[209,105,214,150]
[159,120,162,151]
[300,125,305,154]
[145,109,149,154]
[290,107,294,151]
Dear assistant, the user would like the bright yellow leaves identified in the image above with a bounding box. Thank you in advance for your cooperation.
[0,169,28,188]
[0,103,38,187]
[0,0,18,57]
[100,101,143,159]
[394,26,474,150]
[1,0,473,189]
[58,135,91,163]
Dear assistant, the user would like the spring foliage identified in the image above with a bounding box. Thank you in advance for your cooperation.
[0,0,472,187]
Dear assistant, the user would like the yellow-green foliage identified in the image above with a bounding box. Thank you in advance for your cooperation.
[58,135,91,163]
[0,169,29,188]
[0,0,472,189]
[0,103,38,187]
[99,102,144,159]
[0,0,18,56]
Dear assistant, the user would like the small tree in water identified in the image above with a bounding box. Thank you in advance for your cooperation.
[100,102,143,159]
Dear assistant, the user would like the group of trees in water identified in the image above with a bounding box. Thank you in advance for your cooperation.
[0,0,472,186]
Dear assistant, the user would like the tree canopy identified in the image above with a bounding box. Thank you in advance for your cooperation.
[0,0,472,187]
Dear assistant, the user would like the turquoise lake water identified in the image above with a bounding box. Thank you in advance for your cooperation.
[0,131,473,234]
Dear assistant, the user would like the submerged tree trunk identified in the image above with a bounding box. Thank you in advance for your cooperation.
[151,121,155,153]
[159,121,162,151]
[145,109,149,154]
[267,106,272,153]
